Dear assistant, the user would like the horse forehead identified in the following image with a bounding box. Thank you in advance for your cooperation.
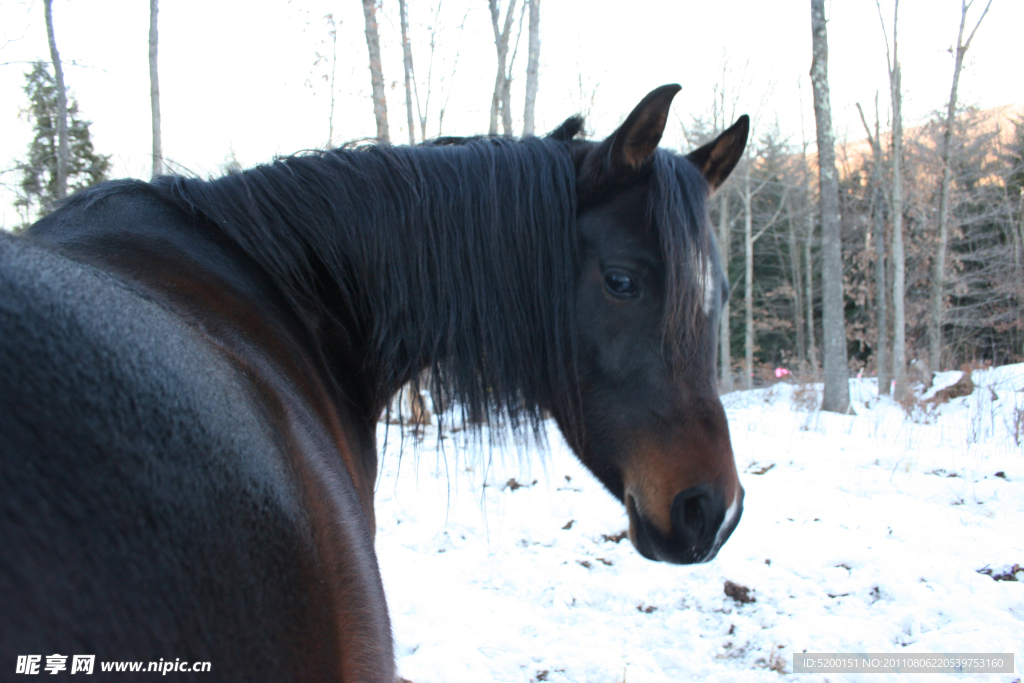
[578,189,660,259]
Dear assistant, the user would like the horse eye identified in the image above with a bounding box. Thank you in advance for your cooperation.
[604,270,638,298]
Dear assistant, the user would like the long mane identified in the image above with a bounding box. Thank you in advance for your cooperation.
[151,131,717,435]
[154,137,581,435]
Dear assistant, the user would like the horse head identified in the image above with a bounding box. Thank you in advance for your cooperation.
[555,85,748,564]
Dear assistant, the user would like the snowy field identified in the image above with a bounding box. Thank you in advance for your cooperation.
[374,365,1024,683]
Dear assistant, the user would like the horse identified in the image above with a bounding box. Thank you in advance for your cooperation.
[0,85,748,681]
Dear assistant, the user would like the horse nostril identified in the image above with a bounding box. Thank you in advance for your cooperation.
[670,486,716,547]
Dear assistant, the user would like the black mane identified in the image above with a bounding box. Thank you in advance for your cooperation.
[151,130,715,434]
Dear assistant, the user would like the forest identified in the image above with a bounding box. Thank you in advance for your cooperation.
[704,97,1024,388]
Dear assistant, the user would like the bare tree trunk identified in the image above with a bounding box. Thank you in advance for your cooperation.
[362,0,390,143]
[929,0,992,372]
[872,137,889,395]
[787,201,806,365]
[798,133,819,376]
[44,0,68,200]
[501,68,514,136]
[149,0,163,177]
[327,15,338,145]
[737,159,788,390]
[743,164,755,390]
[414,3,440,141]
[1017,191,1024,281]
[857,98,890,395]
[434,8,469,138]
[522,0,540,136]
[810,0,850,412]
[718,189,734,392]
[488,0,517,136]
[805,205,818,374]
[878,0,907,400]
[500,2,525,135]
[398,0,416,145]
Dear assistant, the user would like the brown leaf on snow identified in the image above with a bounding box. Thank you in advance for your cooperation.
[724,580,756,604]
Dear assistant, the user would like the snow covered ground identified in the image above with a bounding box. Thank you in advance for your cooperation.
[374,365,1024,683]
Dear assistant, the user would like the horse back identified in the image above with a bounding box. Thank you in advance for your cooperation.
[0,229,390,681]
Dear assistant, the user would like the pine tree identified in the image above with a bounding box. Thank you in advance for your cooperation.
[15,61,110,228]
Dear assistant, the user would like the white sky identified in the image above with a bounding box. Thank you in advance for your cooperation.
[2,0,1021,229]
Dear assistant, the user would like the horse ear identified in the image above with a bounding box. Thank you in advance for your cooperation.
[606,84,682,169]
[686,115,749,191]
[549,115,585,142]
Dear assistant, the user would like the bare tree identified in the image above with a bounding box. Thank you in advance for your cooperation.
[796,81,819,375]
[877,0,908,399]
[303,13,341,145]
[809,0,850,412]
[718,184,734,391]
[149,0,162,176]
[741,160,756,389]
[326,14,339,145]
[419,6,469,139]
[804,200,818,374]
[857,96,890,395]
[705,62,744,392]
[487,0,518,135]
[928,0,992,372]
[413,3,443,142]
[785,193,806,368]
[739,152,788,389]
[398,0,416,145]
[522,0,540,136]
[361,0,390,142]
[43,0,68,199]
[501,5,526,135]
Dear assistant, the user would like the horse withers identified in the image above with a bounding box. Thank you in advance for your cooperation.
[0,85,747,681]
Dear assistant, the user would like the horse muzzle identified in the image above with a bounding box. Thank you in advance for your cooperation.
[626,484,744,564]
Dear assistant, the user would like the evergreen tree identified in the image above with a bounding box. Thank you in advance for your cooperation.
[15,60,110,228]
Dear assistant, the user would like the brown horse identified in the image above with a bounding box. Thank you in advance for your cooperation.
[0,85,747,680]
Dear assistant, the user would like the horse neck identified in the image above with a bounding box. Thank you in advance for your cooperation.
[168,139,580,421]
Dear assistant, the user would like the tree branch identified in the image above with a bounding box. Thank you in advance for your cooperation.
[962,0,993,49]
[753,187,790,243]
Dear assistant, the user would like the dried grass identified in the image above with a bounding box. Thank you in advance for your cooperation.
[791,383,820,412]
